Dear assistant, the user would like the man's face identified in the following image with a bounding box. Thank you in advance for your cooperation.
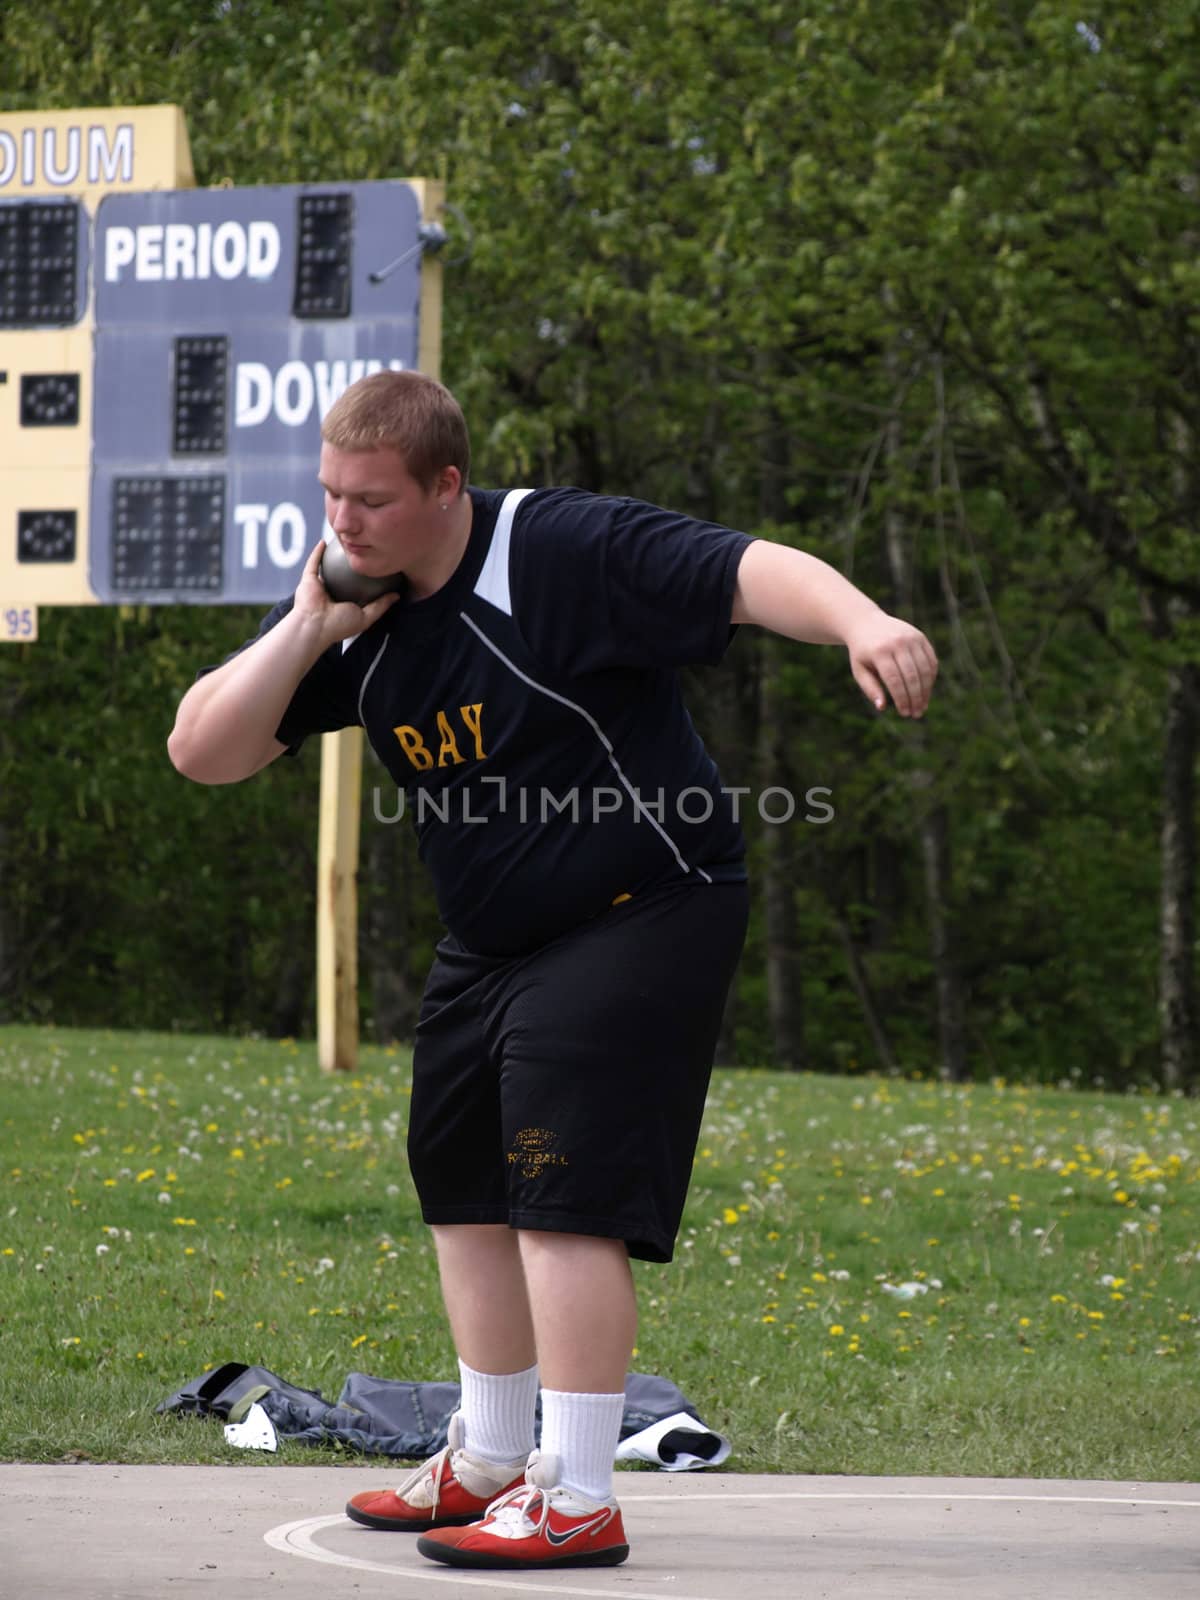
[318,442,445,575]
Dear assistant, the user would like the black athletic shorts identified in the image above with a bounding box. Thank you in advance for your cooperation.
[407,880,749,1263]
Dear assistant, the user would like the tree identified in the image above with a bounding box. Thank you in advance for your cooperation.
[1,0,1192,1085]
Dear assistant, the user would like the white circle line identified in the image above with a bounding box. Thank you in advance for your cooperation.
[618,1490,1200,1508]
[265,1493,1200,1595]
[264,1514,713,1600]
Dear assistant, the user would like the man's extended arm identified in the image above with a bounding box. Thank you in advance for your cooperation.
[167,542,399,785]
[731,539,938,719]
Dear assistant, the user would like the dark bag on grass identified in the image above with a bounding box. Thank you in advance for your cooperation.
[155,1361,330,1424]
[157,1361,722,1462]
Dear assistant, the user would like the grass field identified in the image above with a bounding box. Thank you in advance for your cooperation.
[1,1025,1197,1480]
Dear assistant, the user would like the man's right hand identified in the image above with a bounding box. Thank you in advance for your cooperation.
[168,543,400,785]
[294,539,402,645]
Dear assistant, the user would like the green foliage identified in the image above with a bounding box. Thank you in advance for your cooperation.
[1,0,1198,1082]
[0,606,320,1033]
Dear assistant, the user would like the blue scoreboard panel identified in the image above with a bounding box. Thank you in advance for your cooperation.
[89,180,425,604]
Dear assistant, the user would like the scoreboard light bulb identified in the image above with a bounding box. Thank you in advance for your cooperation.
[0,200,80,327]
[173,335,229,455]
[111,475,224,594]
[293,192,353,318]
[20,372,80,427]
[17,509,77,563]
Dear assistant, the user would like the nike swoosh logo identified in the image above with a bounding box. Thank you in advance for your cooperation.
[545,1511,611,1547]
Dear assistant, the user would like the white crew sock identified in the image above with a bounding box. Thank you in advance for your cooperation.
[457,1359,539,1466]
[538,1388,625,1503]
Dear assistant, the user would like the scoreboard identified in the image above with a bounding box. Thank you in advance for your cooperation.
[0,105,443,623]
[91,180,426,603]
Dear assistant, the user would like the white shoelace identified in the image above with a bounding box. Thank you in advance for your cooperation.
[480,1483,552,1541]
[479,1482,615,1543]
[390,1445,453,1511]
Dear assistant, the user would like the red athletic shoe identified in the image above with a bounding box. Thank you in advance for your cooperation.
[416,1454,629,1569]
[345,1413,527,1531]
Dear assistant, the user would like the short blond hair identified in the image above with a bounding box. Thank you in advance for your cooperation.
[321,371,471,493]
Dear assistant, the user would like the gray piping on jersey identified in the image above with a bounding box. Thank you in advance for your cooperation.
[458,610,712,885]
[473,487,536,615]
[357,634,391,725]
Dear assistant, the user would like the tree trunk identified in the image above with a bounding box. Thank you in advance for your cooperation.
[920,803,967,1081]
[698,648,754,1069]
[883,338,967,1081]
[1159,661,1198,1091]
[832,909,898,1075]
[362,771,419,1043]
[763,827,806,1069]
[0,672,25,1012]
[748,354,810,1069]
[0,818,11,1017]
[758,637,806,1068]
[270,948,311,1039]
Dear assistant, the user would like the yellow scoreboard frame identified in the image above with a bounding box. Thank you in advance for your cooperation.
[0,107,194,630]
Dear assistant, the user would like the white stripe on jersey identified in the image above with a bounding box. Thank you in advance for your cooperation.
[472,487,535,616]
[357,635,390,726]
[458,609,712,885]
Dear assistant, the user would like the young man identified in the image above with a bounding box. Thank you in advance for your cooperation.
[169,371,937,1571]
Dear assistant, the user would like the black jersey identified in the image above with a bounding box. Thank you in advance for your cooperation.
[232,486,753,956]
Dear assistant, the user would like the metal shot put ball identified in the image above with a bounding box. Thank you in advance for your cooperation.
[319,538,406,605]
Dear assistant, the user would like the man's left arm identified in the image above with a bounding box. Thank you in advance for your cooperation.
[731,538,939,719]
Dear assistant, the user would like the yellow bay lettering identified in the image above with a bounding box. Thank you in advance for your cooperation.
[393,703,486,771]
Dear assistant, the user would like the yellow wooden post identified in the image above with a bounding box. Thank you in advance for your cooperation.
[317,725,364,1073]
[0,106,193,619]
[315,179,444,1071]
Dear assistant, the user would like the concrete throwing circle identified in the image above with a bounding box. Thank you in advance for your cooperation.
[265,1487,1200,1600]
